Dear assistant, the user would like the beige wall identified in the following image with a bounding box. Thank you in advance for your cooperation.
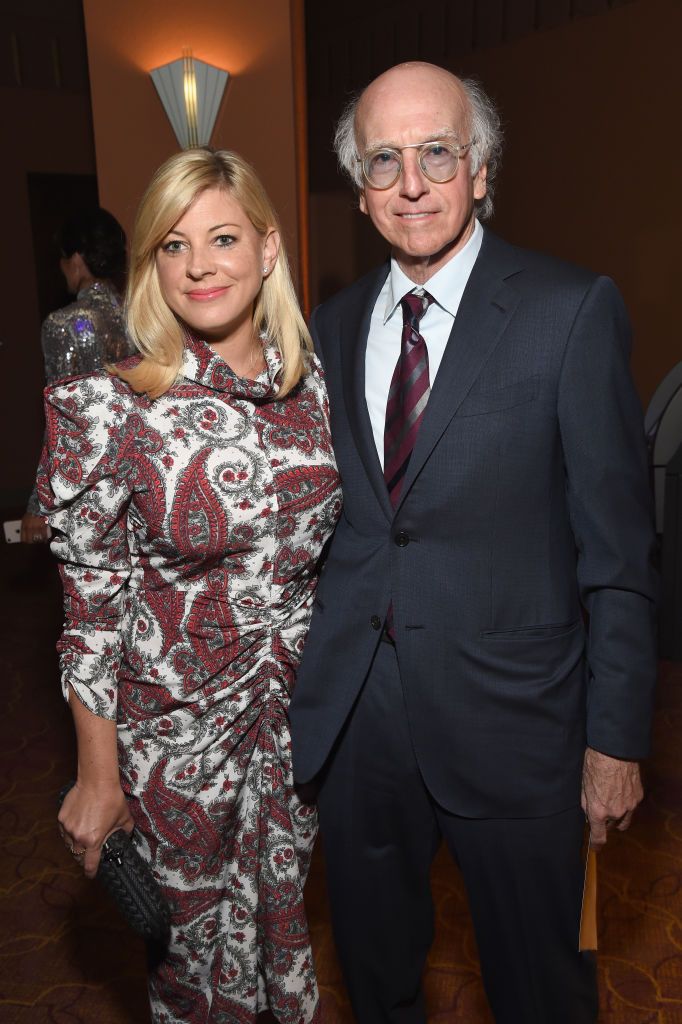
[310,0,681,405]
[459,0,680,405]
[82,0,301,285]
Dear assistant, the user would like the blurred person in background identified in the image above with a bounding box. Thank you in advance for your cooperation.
[22,206,132,543]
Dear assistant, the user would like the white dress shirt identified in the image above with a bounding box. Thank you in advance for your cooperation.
[365,220,484,467]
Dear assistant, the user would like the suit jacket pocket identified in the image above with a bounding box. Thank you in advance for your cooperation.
[480,619,581,641]
[457,377,539,417]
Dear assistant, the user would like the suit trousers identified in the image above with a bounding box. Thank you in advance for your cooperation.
[315,639,598,1024]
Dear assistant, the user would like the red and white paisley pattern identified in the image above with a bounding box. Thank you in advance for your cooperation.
[38,336,341,1023]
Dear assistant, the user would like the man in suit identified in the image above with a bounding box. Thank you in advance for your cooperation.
[289,62,657,1024]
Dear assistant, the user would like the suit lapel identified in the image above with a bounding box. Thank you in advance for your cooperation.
[339,264,394,521]
[395,232,524,514]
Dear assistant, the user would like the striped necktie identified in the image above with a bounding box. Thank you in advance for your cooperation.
[384,289,433,506]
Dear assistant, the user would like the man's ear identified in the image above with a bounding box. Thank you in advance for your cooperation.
[358,190,368,215]
[473,163,488,201]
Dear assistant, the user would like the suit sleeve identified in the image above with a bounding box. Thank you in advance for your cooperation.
[557,275,658,759]
[309,306,325,370]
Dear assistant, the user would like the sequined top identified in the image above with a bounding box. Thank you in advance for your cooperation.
[41,281,132,384]
[27,281,134,514]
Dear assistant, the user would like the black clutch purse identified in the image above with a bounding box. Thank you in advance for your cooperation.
[58,783,171,943]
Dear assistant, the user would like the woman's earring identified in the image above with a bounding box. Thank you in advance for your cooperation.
[262,265,269,275]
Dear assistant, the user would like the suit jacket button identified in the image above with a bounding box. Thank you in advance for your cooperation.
[371,615,382,630]
[394,530,410,547]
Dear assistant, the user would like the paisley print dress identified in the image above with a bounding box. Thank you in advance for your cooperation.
[38,336,341,1023]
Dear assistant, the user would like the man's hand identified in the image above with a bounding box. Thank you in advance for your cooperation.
[581,747,643,849]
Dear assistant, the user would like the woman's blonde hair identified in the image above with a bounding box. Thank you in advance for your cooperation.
[114,148,311,399]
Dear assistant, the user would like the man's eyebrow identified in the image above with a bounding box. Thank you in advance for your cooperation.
[364,129,461,150]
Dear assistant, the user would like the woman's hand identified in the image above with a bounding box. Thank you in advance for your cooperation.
[21,512,51,544]
[58,780,134,879]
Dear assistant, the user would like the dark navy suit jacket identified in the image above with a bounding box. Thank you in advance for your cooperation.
[289,230,658,818]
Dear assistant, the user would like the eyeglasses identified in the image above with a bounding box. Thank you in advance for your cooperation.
[358,139,475,190]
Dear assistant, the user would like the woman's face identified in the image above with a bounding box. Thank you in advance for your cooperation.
[155,186,279,347]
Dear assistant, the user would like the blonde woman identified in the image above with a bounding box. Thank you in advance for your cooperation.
[38,149,341,1023]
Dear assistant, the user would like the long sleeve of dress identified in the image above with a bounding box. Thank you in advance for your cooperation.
[37,374,133,720]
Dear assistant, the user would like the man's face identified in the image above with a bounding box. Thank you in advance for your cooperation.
[356,65,487,281]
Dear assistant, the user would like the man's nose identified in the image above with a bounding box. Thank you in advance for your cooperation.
[398,150,429,199]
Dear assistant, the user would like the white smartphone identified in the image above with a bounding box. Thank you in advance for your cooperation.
[3,519,21,543]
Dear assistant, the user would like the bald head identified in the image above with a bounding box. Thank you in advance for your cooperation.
[356,63,471,155]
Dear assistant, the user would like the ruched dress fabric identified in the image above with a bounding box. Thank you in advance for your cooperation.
[37,335,341,1024]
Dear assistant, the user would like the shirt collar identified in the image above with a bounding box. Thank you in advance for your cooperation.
[180,332,282,399]
[383,219,484,323]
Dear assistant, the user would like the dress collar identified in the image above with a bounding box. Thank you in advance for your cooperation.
[180,332,282,400]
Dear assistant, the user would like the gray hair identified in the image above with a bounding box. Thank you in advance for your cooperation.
[333,75,503,221]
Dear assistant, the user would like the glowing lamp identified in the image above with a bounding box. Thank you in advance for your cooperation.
[150,50,229,149]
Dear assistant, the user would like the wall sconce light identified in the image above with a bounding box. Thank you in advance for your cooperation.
[150,49,229,149]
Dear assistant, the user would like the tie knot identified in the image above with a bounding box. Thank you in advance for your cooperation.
[400,290,433,332]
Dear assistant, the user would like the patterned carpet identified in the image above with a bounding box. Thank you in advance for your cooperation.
[1,542,681,1023]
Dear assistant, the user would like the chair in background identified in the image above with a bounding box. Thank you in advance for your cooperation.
[646,361,682,534]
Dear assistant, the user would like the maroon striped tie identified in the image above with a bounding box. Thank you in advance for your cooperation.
[384,290,433,506]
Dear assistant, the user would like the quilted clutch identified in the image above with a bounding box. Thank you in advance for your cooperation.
[97,828,171,942]
[59,783,171,943]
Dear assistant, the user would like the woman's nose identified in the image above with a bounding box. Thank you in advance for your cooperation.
[186,246,216,278]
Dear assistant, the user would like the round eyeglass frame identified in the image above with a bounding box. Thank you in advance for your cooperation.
[358,139,475,191]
